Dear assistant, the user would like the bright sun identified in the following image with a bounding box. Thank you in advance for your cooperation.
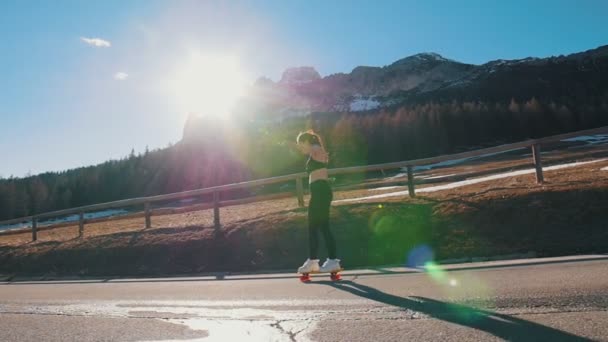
[168,52,248,118]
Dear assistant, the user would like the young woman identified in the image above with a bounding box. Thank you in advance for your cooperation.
[296,130,341,274]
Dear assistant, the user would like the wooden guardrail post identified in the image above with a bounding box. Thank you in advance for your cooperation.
[295,177,305,207]
[78,212,84,237]
[407,165,416,198]
[144,202,151,228]
[2,126,607,232]
[32,217,37,242]
[532,144,544,184]
[213,191,220,231]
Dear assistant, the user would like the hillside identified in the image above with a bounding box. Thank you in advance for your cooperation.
[2,44,608,223]
[2,143,608,277]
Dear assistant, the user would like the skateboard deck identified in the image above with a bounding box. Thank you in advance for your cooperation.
[298,269,343,282]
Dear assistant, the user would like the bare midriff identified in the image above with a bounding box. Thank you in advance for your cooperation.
[309,168,329,184]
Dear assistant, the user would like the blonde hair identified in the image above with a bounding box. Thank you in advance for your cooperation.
[297,129,327,151]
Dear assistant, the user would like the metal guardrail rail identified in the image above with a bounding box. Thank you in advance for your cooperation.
[2,125,608,241]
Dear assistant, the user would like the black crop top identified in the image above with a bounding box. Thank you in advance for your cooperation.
[306,155,328,174]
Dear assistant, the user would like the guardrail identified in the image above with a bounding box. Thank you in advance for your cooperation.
[2,125,608,241]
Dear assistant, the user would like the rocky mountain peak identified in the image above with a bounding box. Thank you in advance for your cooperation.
[279,66,321,85]
[390,52,452,67]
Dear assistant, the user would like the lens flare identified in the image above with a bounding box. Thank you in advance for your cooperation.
[423,260,495,322]
[367,205,433,266]
[406,245,434,268]
[424,261,447,282]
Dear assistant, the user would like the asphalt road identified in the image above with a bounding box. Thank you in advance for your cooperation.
[1,255,607,341]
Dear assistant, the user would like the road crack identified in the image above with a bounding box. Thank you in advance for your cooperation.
[270,320,297,342]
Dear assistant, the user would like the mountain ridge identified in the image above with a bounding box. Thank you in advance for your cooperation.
[235,44,608,118]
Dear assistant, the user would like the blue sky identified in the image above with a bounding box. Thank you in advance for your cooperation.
[1,0,607,178]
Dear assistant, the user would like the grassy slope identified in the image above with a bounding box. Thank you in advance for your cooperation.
[1,154,608,278]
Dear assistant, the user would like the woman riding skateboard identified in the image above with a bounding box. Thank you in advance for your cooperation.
[296,130,341,279]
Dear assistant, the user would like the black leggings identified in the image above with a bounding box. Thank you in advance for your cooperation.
[308,180,335,259]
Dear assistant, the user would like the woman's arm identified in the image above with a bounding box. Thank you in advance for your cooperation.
[310,145,329,163]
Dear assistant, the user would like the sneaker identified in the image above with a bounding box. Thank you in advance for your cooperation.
[320,258,341,273]
[298,258,320,274]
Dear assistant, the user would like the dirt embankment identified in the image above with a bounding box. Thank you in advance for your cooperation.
[1,154,608,278]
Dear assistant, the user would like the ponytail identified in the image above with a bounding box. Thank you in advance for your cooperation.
[297,130,327,151]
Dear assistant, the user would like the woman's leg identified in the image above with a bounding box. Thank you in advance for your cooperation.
[308,194,320,259]
[318,183,336,259]
[320,218,336,259]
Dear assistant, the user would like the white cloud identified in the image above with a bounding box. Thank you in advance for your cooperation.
[81,37,111,47]
[114,72,129,80]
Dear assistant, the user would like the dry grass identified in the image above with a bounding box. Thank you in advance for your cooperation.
[0,200,304,247]
[2,143,607,248]
[1,143,608,277]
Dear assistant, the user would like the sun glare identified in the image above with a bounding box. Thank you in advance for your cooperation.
[168,52,248,118]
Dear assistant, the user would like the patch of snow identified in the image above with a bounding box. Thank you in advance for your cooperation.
[486,57,539,69]
[602,167,608,171]
[349,97,380,112]
[562,134,608,145]
[424,173,459,180]
[0,221,31,232]
[416,53,450,62]
[412,149,515,172]
[336,158,608,204]
[521,152,551,157]
[0,209,130,231]
[414,159,467,171]
[388,172,408,179]
[514,57,540,64]
[414,173,458,180]
[382,98,401,107]
[367,186,402,192]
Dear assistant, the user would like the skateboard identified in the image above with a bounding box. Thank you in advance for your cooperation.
[298,269,343,282]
